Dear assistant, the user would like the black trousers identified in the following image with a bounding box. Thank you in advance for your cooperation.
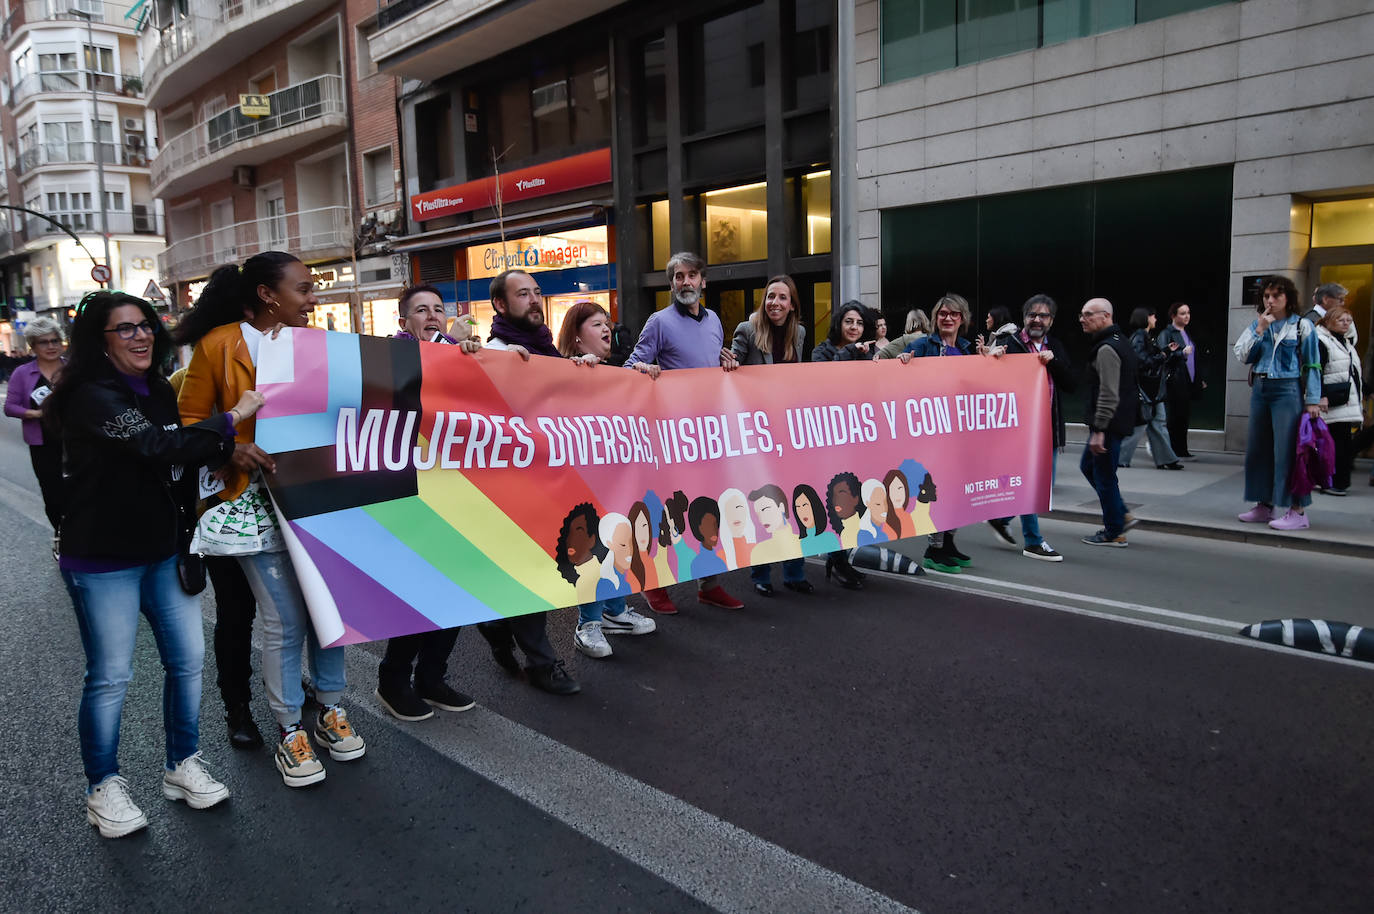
[29,443,63,532]
[379,628,461,689]
[1329,421,1357,490]
[207,555,257,706]
[477,613,557,669]
[1164,375,1193,456]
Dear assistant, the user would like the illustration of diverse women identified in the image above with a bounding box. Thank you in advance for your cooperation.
[557,504,655,660]
[627,501,659,591]
[557,504,603,605]
[718,488,757,570]
[793,485,842,557]
[662,490,695,590]
[688,497,729,580]
[596,513,636,601]
[908,469,939,535]
[857,479,893,546]
[884,470,914,540]
[822,473,865,589]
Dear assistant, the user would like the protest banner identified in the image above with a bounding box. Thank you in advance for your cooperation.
[255,329,1052,647]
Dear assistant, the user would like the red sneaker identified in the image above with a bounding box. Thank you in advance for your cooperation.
[643,588,679,615]
[697,586,743,610]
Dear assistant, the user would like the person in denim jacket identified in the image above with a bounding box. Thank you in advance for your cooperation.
[1233,275,1322,531]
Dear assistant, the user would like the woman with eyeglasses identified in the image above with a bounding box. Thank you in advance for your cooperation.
[5,316,68,546]
[900,293,977,573]
[45,291,266,838]
[177,251,368,788]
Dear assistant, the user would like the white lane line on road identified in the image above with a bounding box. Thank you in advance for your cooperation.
[0,472,50,530]
[853,565,1374,671]
[946,572,1239,629]
[342,650,921,914]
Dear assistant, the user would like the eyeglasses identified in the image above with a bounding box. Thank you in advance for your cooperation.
[103,320,156,340]
[1026,312,1053,321]
[935,310,962,319]
[33,337,63,346]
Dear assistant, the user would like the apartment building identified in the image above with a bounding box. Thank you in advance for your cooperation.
[364,0,836,344]
[0,0,161,338]
[143,0,405,334]
[853,0,1374,448]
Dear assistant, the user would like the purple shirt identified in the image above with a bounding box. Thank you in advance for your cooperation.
[4,360,59,446]
[1179,327,1195,380]
[624,303,724,371]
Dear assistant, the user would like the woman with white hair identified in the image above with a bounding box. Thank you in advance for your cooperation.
[856,478,892,546]
[718,488,757,570]
[4,316,67,545]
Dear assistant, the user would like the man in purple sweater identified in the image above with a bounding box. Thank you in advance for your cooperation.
[624,251,744,613]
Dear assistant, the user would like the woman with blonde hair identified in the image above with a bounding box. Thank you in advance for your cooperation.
[731,275,806,365]
[1315,305,1363,496]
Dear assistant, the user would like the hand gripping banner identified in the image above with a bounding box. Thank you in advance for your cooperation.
[255,328,1053,647]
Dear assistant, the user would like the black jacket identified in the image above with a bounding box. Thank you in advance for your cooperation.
[1154,325,1194,394]
[811,339,869,362]
[994,329,1075,449]
[1085,325,1139,439]
[58,370,233,561]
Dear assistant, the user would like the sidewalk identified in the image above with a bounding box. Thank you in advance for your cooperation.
[1051,445,1374,558]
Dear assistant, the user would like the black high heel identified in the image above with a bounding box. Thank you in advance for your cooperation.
[825,557,863,590]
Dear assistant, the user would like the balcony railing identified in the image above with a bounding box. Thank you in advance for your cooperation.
[2,0,148,40]
[16,142,155,175]
[10,69,145,106]
[151,74,344,189]
[376,0,439,28]
[145,0,317,88]
[24,209,165,239]
[159,205,351,282]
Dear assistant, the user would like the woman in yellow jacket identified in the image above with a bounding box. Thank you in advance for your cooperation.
[176,251,364,789]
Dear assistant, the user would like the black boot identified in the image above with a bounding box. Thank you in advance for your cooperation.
[945,531,971,567]
[824,554,863,590]
[527,660,581,695]
[225,702,264,750]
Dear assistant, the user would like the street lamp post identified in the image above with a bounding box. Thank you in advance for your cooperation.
[71,7,112,283]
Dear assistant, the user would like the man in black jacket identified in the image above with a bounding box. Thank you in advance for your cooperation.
[989,293,1075,561]
[1077,298,1139,547]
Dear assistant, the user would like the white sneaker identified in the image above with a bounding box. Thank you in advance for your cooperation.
[601,608,656,635]
[86,775,149,838]
[162,752,230,809]
[575,621,612,658]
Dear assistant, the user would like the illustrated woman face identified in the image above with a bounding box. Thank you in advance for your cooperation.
[401,291,446,340]
[609,521,634,571]
[840,311,864,344]
[763,282,793,327]
[565,515,594,565]
[753,497,784,535]
[794,494,816,530]
[577,310,613,359]
[698,512,720,550]
[634,510,652,552]
[722,492,749,536]
[887,476,907,509]
[832,481,859,519]
[866,486,888,524]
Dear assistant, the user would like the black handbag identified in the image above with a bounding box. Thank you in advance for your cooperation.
[1322,381,1350,408]
[164,478,206,596]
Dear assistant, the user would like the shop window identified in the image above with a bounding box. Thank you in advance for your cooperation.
[308,302,352,333]
[1311,198,1374,248]
[715,288,761,334]
[702,182,768,264]
[801,170,831,255]
[654,290,672,311]
[637,36,667,145]
[687,5,768,135]
[650,199,670,271]
[571,52,611,145]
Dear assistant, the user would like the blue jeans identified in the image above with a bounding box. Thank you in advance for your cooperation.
[1080,434,1126,537]
[750,559,805,586]
[1119,398,1178,467]
[64,556,204,787]
[578,597,627,625]
[1243,377,1309,510]
[237,550,347,727]
[1001,446,1058,547]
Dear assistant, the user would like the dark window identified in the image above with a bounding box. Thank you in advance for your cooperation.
[494,78,534,163]
[531,69,571,151]
[636,35,667,145]
[687,5,768,135]
[414,94,454,189]
[956,0,1038,66]
[793,0,831,110]
[571,52,611,145]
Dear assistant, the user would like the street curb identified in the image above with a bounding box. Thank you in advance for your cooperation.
[1046,508,1374,560]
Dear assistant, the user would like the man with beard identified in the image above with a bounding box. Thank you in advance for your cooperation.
[476,269,581,695]
[624,251,744,613]
[988,293,1075,561]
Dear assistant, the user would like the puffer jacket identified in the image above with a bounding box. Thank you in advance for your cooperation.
[1315,325,1363,426]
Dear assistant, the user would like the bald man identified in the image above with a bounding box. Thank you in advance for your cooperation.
[1077,298,1139,547]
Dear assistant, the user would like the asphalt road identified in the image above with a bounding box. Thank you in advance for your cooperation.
[2,397,1371,913]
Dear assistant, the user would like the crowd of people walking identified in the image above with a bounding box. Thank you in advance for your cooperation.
[3,242,1370,839]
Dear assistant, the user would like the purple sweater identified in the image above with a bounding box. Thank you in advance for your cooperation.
[4,360,60,446]
[624,303,724,371]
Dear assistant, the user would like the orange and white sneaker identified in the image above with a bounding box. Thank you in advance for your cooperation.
[275,727,325,788]
[313,705,366,762]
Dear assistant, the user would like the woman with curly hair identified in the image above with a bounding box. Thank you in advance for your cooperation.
[822,472,864,589]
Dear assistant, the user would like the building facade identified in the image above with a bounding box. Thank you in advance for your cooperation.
[366,0,836,348]
[854,0,1374,448]
[0,0,162,350]
[142,0,405,334]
